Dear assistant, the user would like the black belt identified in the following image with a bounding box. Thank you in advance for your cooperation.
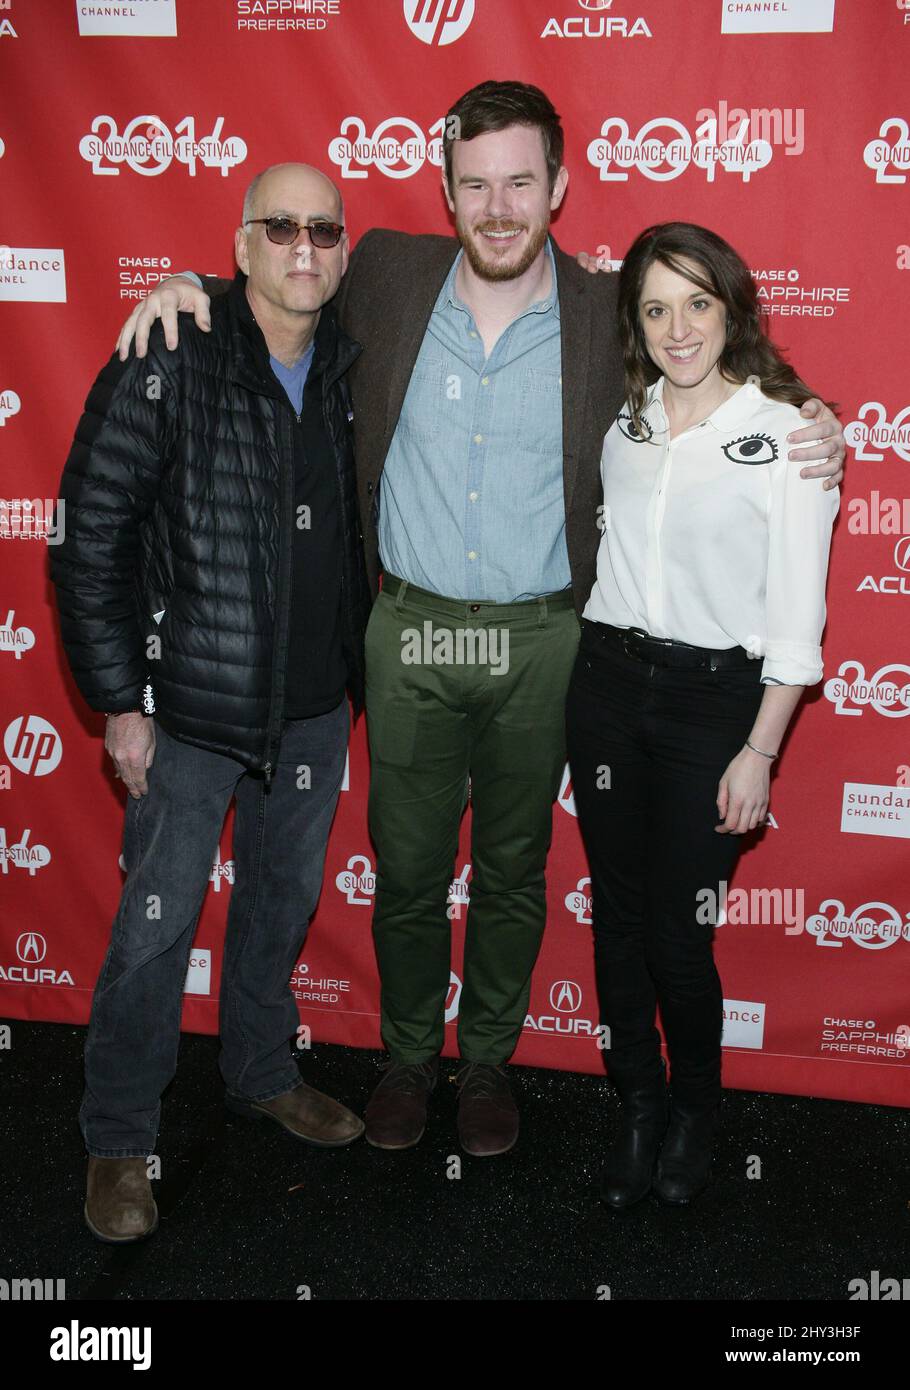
[582,619,755,671]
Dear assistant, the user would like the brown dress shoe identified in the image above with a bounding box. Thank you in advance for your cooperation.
[455,1063,519,1157]
[365,1058,438,1149]
[225,1081,364,1146]
[84,1156,158,1244]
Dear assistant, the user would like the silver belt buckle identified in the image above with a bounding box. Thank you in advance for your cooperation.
[621,629,640,659]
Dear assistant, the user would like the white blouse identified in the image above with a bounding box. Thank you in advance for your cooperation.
[583,376,840,685]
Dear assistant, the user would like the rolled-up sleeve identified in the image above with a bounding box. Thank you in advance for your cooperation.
[761,450,840,686]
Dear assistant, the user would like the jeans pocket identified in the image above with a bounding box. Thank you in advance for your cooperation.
[119,789,146,875]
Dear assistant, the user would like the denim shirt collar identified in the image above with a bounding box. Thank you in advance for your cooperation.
[434,235,561,323]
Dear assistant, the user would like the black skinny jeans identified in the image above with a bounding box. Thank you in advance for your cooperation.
[565,619,766,1109]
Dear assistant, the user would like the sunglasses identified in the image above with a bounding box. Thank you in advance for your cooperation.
[245,216,345,248]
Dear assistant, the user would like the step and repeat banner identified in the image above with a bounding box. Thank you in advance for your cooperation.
[1,1,908,1107]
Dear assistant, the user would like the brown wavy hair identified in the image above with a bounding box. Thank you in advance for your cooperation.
[618,222,835,433]
[443,81,564,194]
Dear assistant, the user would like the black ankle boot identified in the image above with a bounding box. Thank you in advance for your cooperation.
[653,1100,719,1205]
[600,1059,669,1211]
[654,988,723,1205]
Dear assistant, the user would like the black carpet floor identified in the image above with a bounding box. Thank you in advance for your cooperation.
[2,1020,907,1317]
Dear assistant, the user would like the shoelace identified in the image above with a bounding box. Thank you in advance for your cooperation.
[377,1060,435,1095]
[455,1063,505,1100]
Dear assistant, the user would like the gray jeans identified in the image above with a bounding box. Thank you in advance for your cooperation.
[80,701,350,1156]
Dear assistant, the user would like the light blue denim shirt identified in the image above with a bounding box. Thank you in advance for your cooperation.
[378,238,570,602]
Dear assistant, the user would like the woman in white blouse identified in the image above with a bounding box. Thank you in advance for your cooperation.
[565,221,839,1209]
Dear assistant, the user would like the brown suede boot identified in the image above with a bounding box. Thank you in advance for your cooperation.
[84,1156,158,1243]
[225,1081,364,1146]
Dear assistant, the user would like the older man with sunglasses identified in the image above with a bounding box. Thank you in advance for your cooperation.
[51,163,370,1244]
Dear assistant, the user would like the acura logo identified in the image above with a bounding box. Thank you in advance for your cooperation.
[16,931,47,963]
[579,0,613,9]
[549,980,582,1013]
[894,535,910,573]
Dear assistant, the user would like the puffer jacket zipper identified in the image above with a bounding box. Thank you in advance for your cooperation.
[261,400,296,785]
[321,382,347,621]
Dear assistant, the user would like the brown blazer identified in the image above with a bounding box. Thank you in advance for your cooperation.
[202,229,627,616]
[333,228,626,617]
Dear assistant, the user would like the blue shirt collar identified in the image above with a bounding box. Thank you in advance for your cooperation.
[435,235,560,321]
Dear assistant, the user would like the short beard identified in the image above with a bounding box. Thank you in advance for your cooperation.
[457,218,550,282]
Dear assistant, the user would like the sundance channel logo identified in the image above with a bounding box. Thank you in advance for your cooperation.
[0,247,66,303]
[841,783,910,839]
[76,0,177,36]
[721,0,835,33]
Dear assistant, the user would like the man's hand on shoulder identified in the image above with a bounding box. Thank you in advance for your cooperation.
[787,398,845,490]
[575,249,614,275]
[117,275,211,362]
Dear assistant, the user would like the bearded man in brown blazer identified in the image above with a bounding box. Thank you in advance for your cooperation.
[117,80,845,1161]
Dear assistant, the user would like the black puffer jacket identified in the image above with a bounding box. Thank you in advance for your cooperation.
[51,271,369,779]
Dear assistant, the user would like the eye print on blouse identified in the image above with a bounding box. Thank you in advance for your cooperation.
[617,412,654,442]
[722,433,779,465]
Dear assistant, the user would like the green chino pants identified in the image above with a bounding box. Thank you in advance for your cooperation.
[364,572,581,1065]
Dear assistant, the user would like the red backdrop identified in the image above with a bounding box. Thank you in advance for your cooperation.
[1,0,908,1107]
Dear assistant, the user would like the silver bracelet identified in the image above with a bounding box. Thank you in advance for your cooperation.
[746,739,778,761]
